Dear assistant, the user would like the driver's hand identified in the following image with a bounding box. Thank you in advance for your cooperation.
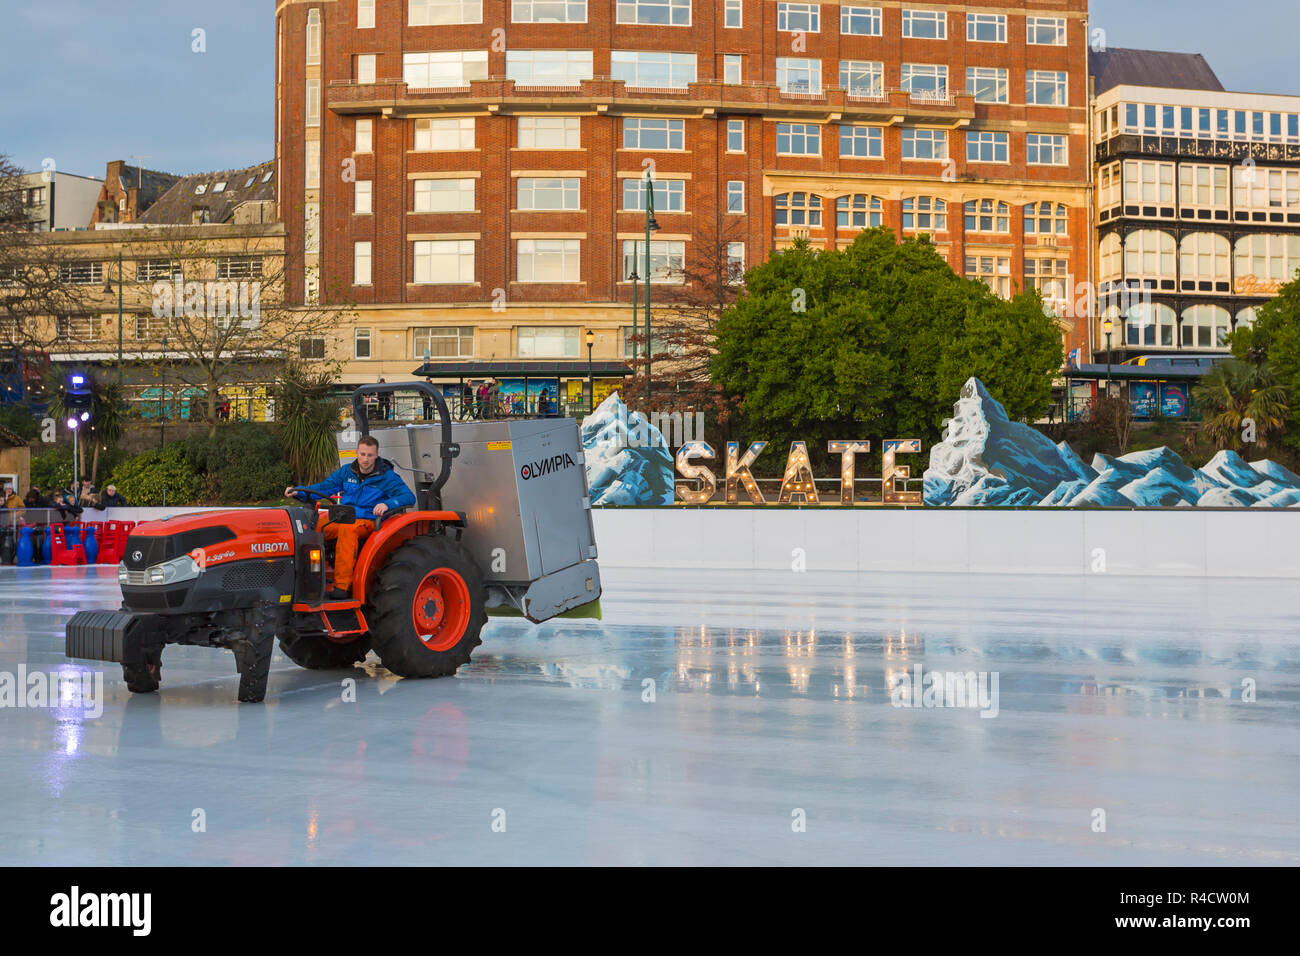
[372,503,389,517]
[285,487,298,499]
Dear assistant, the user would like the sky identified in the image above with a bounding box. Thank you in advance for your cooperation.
[0,0,1295,181]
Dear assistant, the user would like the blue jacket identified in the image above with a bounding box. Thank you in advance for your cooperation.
[302,457,416,515]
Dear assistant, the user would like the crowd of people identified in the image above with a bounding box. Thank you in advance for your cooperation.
[1,481,128,521]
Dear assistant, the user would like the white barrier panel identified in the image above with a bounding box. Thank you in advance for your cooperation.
[68,506,1300,579]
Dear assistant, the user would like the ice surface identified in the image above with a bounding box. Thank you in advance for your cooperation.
[2,565,1298,865]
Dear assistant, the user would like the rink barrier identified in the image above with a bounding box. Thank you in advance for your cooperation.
[15,506,1300,578]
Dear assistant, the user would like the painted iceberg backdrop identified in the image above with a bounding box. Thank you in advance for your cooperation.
[924,377,1300,508]
[580,392,674,506]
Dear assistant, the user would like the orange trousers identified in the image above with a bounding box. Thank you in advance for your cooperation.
[316,514,374,589]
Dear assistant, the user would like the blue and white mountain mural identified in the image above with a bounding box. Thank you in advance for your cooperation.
[580,392,674,506]
[925,378,1300,508]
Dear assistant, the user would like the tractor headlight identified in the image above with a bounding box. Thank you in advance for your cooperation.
[118,564,128,583]
[148,567,165,584]
[133,555,204,587]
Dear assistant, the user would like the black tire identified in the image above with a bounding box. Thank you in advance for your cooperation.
[122,650,161,694]
[232,604,279,703]
[279,627,372,670]
[367,535,486,679]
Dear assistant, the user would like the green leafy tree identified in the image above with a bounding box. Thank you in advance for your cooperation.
[1193,359,1288,453]
[275,360,343,484]
[107,444,204,506]
[711,229,1063,455]
[1229,267,1300,449]
[185,423,292,502]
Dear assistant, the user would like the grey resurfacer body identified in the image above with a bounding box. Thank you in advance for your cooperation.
[358,418,601,623]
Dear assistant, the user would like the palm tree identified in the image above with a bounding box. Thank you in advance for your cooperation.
[1193,359,1289,453]
[275,361,343,484]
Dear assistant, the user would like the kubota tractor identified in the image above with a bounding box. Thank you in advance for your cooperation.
[64,382,602,702]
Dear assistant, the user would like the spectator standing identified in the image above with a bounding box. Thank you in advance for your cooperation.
[487,379,500,419]
[101,485,128,508]
[476,381,489,419]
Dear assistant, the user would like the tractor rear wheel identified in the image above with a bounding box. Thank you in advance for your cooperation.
[367,535,486,678]
[279,627,373,670]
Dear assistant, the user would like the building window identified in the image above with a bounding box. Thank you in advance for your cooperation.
[299,336,327,360]
[134,315,172,340]
[516,239,581,282]
[512,0,587,22]
[518,326,581,357]
[1024,201,1068,236]
[518,116,581,148]
[355,327,372,358]
[1026,133,1067,166]
[727,181,745,213]
[623,178,685,212]
[413,240,475,283]
[775,192,822,227]
[777,58,821,94]
[623,118,685,150]
[305,141,320,188]
[836,194,883,230]
[612,51,697,89]
[356,243,371,283]
[403,50,489,88]
[304,202,320,253]
[967,131,1008,163]
[965,256,1011,298]
[409,0,483,25]
[306,79,320,126]
[304,266,319,305]
[415,178,476,212]
[518,177,580,210]
[415,117,475,150]
[506,49,594,86]
[840,5,880,35]
[1233,166,1300,211]
[1099,234,1121,282]
[1026,16,1066,45]
[1122,302,1177,347]
[777,3,820,32]
[1026,70,1067,106]
[776,123,821,155]
[901,128,947,160]
[355,118,373,153]
[1124,160,1175,205]
[56,316,96,340]
[1179,164,1230,212]
[723,55,742,85]
[359,0,375,28]
[414,326,474,358]
[840,125,883,158]
[621,240,685,283]
[1181,304,1231,348]
[1179,232,1231,287]
[1234,234,1300,283]
[727,119,745,152]
[840,60,883,97]
[1124,229,1177,279]
[616,0,691,25]
[58,262,104,285]
[1024,258,1069,312]
[216,256,263,279]
[901,64,947,100]
[724,0,742,28]
[356,54,376,84]
[902,196,946,232]
[306,9,321,65]
[135,259,181,282]
[726,242,745,284]
[964,199,1009,233]
[902,9,945,39]
[966,67,1007,103]
[1098,164,1121,210]
[967,13,1005,42]
[355,180,373,214]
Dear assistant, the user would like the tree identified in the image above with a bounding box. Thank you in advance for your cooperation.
[624,215,746,428]
[1228,266,1300,450]
[1193,359,1288,453]
[275,360,345,484]
[0,152,97,351]
[710,228,1064,455]
[48,372,130,484]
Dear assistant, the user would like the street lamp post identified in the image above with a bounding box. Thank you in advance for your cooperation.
[585,330,594,413]
[1102,318,1114,399]
[629,264,639,371]
[643,177,660,405]
[159,335,168,449]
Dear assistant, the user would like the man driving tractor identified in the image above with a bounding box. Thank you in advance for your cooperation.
[285,435,416,599]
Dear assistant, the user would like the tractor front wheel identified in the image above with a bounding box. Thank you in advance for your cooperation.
[368,536,486,678]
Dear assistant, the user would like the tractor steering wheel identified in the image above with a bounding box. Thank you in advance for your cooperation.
[287,487,334,504]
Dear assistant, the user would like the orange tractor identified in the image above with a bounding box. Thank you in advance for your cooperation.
[65,382,601,702]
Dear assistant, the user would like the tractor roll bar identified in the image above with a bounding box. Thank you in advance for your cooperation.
[351,381,460,508]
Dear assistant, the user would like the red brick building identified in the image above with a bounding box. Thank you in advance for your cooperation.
[274,0,1094,390]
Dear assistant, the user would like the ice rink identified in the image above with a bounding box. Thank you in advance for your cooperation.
[1,564,1298,866]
